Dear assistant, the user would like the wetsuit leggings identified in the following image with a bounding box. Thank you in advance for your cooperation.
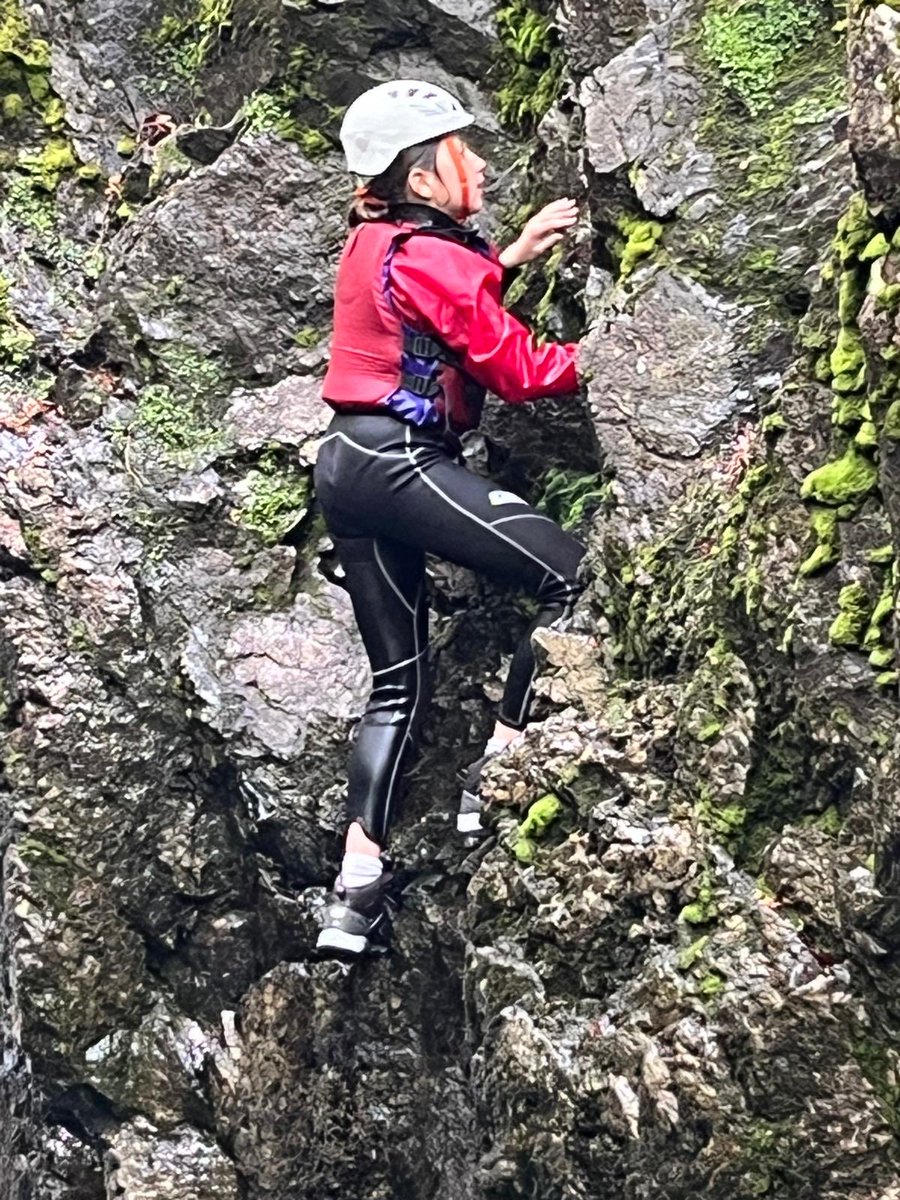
[313,412,585,846]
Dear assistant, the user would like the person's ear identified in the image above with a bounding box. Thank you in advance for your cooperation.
[407,167,434,200]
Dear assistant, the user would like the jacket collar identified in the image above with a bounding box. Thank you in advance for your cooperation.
[388,202,466,231]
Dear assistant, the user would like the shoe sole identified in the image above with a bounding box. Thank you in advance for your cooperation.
[316,928,369,957]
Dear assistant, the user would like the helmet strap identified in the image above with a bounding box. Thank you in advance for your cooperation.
[444,135,471,217]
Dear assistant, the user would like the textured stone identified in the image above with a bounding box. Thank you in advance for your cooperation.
[105,1120,240,1200]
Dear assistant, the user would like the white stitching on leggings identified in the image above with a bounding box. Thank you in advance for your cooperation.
[372,646,427,676]
[513,670,535,728]
[381,560,425,832]
[401,426,567,584]
[490,513,558,527]
[374,541,415,615]
[320,430,426,461]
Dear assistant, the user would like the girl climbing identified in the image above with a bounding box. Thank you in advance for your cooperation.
[314,79,585,957]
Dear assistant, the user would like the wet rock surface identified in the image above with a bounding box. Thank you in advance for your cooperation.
[2,0,900,1198]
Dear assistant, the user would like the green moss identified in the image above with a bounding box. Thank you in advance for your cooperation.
[800,444,878,506]
[0,273,34,366]
[152,343,227,403]
[116,134,136,156]
[514,793,562,862]
[699,0,824,116]
[677,934,710,970]
[679,869,718,926]
[761,412,786,433]
[860,232,891,261]
[18,136,77,190]
[617,216,665,279]
[739,85,846,197]
[833,194,878,264]
[829,327,866,393]
[744,247,778,273]
[832,391,869,428]
[799,542,838,576]
[292,326,322,348]
[805,804,843,836]
[869,646,896,669]
[145,0,234,80]
[884,400,900,441]
[494,0,563,132]
[536,467,606,530]
[1,90,22,119]
[232,449,310,544]
[0,0,51,68]
[133,344,230,456]
[876,670,899,688]
[828,582,871,647]
[148,137,191,188]
[838,268,863,325]
[864,581,895,645]
[698,970,726,998]
[855,420,878,448]
[799,506,839,576]
[136,384,220,453]
[867,544,894,564]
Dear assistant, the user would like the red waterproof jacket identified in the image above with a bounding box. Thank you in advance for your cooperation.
[322,204,578,436]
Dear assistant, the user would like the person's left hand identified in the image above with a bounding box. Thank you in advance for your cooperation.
[499,198,579,268]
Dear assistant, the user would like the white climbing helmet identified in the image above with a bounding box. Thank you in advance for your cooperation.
[340,79,475,176]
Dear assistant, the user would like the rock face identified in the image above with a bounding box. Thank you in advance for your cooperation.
[2,0,900,1198]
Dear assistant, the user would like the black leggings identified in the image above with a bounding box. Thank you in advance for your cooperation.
[313,412,584,846]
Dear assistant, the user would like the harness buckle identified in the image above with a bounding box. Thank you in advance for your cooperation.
[401,373,438,398]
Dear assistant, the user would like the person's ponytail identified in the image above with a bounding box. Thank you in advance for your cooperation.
[351,183,390,223]
[348,137,441,225]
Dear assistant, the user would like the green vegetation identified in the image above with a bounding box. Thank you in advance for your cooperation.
[679,869,718,925]
[700,0,825,116]
[799,507,839,577]
[128,344,230,458]
[292,326,323,349]
[0,273,35,366]
[616,216,665,279]
[677,934,709,970]
[0,0,51,69]
[494,0,563,131]
[243,87,328,155]
[740,85,847,196]
[514,793,562,862]
[240,45,339,154]
[136,384,222,455]
[537,467,606,530]
[800,445,878,506]
[828,582,871,647]
[698,969,725,998]
[146,0,234,80]
[232,449,311,544]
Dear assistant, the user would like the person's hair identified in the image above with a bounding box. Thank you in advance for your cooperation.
[350,137,442,224]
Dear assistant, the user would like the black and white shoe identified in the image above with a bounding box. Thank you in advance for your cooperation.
[456,752,497,838]
[316,870,394,959]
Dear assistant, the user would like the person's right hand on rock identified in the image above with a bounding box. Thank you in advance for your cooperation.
[499,197,580,267]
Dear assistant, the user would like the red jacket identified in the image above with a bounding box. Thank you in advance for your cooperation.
[322,205,578,435]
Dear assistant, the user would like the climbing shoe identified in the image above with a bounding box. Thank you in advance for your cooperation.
[315,869,394,959]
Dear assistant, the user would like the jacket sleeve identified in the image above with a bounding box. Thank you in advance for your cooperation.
[388,234,579,404]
